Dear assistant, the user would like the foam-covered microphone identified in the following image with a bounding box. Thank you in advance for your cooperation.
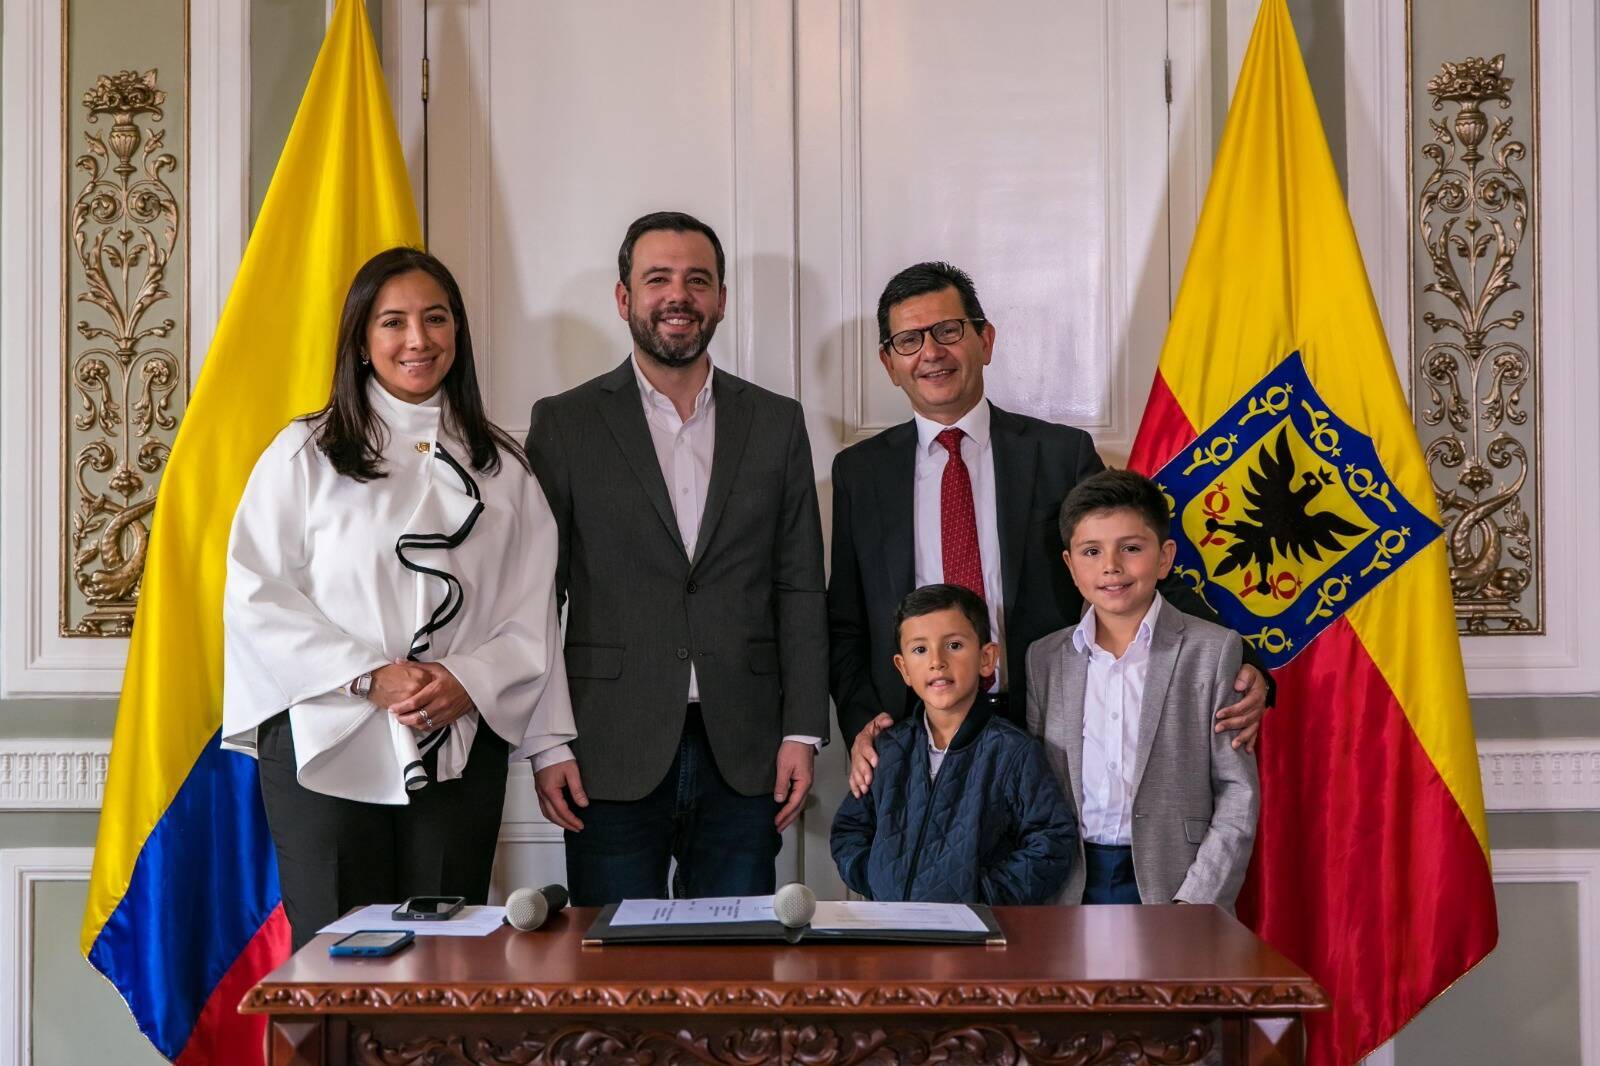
[505,884,570,931]
[773,881,817,929]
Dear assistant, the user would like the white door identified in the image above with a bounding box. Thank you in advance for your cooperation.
[415,0,1179,899]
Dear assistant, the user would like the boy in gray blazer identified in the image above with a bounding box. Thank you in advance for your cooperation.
[1025,470,1258,909]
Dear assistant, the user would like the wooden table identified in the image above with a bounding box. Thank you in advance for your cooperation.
[241,905,1326,1065]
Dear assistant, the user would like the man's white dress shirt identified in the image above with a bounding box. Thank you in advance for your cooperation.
[1072,596,1163,845]
[912,400,1008,687]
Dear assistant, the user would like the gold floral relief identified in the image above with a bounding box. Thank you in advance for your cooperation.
[63,68,185,637]
[1416,54,1542,635]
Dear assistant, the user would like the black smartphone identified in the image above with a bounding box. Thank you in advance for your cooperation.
[328,929,414,957]
[392,895,465,921]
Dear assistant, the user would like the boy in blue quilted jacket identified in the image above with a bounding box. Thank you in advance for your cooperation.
[830,584,1077,903]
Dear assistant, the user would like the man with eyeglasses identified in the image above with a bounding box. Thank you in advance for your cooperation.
[828,262,1269,796]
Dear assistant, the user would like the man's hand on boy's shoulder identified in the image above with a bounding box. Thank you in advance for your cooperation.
[1213,664,1267,753]
[848,712,895,797]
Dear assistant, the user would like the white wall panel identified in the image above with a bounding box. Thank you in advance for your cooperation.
[421,0,1178,881]
[830,0,1169,458]
[424,0,799,433]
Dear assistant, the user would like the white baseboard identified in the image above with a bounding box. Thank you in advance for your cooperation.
[0,847,95,1066]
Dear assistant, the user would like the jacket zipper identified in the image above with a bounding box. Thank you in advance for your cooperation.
[901,749,951,899]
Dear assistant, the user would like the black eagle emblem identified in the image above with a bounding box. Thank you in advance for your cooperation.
[1205,428,1368,582]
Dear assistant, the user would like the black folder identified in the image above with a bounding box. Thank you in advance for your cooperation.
[581,902,1005,946]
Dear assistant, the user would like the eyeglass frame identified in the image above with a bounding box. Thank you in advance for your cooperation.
[879,317,987,357]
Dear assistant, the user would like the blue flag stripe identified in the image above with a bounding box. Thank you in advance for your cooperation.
[87,733,280,1059]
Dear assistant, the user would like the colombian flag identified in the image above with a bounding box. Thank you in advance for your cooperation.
[1128,2,1497,1062]
[80,2,420,1061]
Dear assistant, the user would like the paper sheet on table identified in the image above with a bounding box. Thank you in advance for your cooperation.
[609,895,777,926]
[319,904,507,937]
[809,900,988,933]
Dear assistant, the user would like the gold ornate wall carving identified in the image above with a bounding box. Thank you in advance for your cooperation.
[63,68,186,636]
[1416,53,1542,634]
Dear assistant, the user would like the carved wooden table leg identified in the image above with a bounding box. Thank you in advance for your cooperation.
[1242,1016,1305,1066]
[268,1017,329,1066]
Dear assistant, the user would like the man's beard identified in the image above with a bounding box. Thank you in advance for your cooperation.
[631,305,719,368]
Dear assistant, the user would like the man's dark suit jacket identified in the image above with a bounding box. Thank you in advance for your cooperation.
[827,402,1264,742]
[526,358,829,801]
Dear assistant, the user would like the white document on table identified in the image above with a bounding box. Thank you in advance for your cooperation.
[809,900,988,933]
[319,904,507,937]
[609,895,777,927]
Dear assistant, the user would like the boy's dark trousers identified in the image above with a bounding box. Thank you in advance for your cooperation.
[1081,842,1140,904]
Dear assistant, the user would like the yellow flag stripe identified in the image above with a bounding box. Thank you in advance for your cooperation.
[1154,1,1488,851]
[82,0,421,952]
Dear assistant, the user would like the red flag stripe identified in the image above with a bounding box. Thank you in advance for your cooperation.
[1127,370,1196,476]
[174,906,291,1066]
[1237,618,1497,1062]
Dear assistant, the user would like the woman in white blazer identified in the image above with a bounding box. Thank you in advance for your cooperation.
[222,247,575,949]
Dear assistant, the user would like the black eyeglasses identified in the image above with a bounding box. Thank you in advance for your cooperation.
[882,318,985,357]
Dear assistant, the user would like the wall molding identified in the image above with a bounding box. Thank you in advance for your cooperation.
[0,847,96,1066]
[1,0,250,696]
[497,762,563,845]
[0,741,111,812]
[1478,738,1600,812]
[1488,848,1600,1062]
[7,736,1598,816]
[1366,847,1600,1065]
[730,0,800,398]
[1416,0,1600,695]
[1343,0,1410,393]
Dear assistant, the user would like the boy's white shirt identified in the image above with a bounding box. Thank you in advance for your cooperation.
[1070,595,1163,845]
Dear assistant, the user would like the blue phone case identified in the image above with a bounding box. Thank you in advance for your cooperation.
[329,929,415,957]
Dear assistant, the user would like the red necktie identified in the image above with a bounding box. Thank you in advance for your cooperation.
[935,428,984,598]
[935,428,994,689]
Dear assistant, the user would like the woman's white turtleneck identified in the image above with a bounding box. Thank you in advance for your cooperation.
[222,378,575,803]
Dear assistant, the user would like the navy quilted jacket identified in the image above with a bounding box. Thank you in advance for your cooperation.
[830,701,1077,904]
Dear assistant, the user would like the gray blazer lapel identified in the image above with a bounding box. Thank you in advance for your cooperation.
[1131,604,1184,795]
[596,359,685,557]
[1061,640,1089,818]
[990,406,1039,618]
[692,372,752,567]
[874,421,917,594]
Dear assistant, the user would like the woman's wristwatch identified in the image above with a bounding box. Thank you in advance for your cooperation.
[349,672,374,699]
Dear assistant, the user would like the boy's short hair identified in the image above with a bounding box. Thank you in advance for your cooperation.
[894,584,991,647]
[1058,468,1171,546]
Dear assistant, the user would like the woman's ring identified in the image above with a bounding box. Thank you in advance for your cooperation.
[423,713,433,729]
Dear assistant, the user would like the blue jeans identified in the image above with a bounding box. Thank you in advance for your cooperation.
[564,706,782,906]
[1082,842,1141,904]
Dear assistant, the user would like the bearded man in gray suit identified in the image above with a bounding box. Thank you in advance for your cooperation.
[525,212,828,906]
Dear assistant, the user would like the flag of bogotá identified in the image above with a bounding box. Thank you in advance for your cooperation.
[1128,1,1496,1062]
[81,1,421,1061]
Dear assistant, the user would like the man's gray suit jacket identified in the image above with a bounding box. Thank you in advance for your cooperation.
[525,358,828,801]
[1024,599,1258,909]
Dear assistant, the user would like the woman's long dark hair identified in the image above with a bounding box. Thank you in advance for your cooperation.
[309,247,528,481]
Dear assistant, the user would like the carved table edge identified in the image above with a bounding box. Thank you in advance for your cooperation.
[239,981,1329,1015]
